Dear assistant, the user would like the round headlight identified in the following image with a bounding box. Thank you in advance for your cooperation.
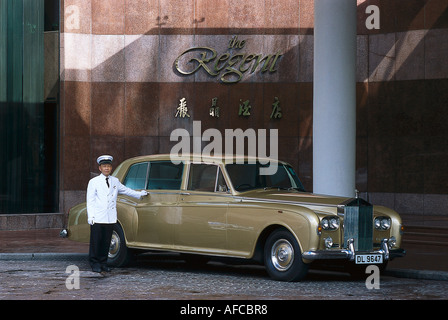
[329,217,339,230]
[321,218,329,230]
[374,217,391,230]
[381,218,391,230]
[374,218,381,229]
[321,216,340,230]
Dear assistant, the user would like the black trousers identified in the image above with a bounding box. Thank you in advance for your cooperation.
[89,223,114,269]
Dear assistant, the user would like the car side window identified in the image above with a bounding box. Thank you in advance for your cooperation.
[123,162,149,190]
[188,164,228,192]
[147,161,184,190]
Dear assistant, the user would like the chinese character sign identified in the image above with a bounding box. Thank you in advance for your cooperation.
[174,96,285,119]
[209,97,220,118]
[175,98,190,118]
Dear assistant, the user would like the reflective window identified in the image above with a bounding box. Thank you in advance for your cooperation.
[123,162,149,190]
[0,0,60,213]
[225,162,305,192]
[147,161,184,190]
[188,164,228,192]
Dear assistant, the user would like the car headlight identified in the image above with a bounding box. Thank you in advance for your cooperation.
[374,216,391,230]
[321,216,340,230]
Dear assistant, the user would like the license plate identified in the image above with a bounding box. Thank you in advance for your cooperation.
[355,254,383,264]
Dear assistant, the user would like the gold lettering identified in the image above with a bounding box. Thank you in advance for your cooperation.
[251,54,273,73]
[239,54,257,73]
[269,51,282,72]
[174,38,283,84]
[213,53,230,73]
[175,47,218,76]
[221,54,244,83]
[228,36,246,49]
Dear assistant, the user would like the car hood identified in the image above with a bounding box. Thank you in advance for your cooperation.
[237,189,351,215]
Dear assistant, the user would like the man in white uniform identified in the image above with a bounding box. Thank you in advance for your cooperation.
[87,155,147,272]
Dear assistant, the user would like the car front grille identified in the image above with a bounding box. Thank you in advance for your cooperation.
[338,197,373,252]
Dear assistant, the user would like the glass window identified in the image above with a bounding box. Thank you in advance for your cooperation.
[188,164,218,192]
[0,0,60,213]
[123,162,149,190]
[225,162,305,192]
[147,161,184,190]
[188,164,228,192]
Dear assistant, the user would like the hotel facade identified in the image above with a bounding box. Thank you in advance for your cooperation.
[1,0,447,229]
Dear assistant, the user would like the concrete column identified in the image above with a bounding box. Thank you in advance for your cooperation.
[313,0,357,197]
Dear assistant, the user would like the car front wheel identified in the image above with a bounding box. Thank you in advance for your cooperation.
[107,223,133,267]
[264,229,309,282]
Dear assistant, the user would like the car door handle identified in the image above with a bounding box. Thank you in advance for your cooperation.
[180,192,190,196]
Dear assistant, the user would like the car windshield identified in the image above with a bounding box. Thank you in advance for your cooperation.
[225,162,306,192]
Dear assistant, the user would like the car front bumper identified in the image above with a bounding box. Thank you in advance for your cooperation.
[302,238,406,262]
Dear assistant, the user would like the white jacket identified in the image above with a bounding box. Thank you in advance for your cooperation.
[86,174,142,224]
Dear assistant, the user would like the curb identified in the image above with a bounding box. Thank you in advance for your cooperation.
[0,252,88,261]
[1,253,447,281]
[384,268,448,281]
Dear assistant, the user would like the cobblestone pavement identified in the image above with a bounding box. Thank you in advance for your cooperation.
[1,253,447,301]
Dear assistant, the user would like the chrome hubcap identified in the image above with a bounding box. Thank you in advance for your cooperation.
[271,239,294,271]
[108,231,120,259]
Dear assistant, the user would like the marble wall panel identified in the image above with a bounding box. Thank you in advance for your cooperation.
[62,33,91,81]
[368,33,396,82]
[125,136,161,159]
[395,30,425,81]
[228,1,267,34]
[195,0,230,35]
[91,35,125,82]
[264,0,300,34]
[63,81,91,136]
[62,135,91,190]
[297,82,313,137]
[159,0,195,35]
[125,0,159,35]
[299,0,314,34]
[125,35,160,82]
[90,135,125,174]
[91,0,125,35]
[298,35,313,82]
[90,82,125,136]
[425,29,448,79]
[125,82,160,137]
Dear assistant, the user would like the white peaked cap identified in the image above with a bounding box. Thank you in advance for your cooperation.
[97,155,113,165]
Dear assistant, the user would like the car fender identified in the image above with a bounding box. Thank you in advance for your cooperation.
[67,202,90,243]
[261,205,320,253]
[228,200,321,259]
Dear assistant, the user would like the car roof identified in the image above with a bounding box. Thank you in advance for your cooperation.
[121,153,285,165]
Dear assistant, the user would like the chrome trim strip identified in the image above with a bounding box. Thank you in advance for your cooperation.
[238,196,341,208]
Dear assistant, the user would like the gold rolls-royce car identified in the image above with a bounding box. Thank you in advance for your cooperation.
[63,154,405,281]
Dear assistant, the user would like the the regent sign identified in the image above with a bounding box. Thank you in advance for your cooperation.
[174,36,283,84]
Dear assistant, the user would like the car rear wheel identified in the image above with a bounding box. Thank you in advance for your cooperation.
[264,229,309,282]
[107,223,133,267]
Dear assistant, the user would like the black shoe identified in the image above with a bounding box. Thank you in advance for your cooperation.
[101,266,111,272]
[92,266,102,273]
